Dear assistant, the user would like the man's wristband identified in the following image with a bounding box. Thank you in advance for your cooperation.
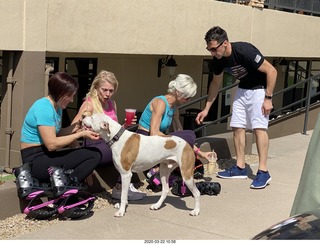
[265,95,272,100]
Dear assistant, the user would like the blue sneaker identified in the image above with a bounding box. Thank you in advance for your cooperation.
[216,165,248,179]
[250,170,272,189]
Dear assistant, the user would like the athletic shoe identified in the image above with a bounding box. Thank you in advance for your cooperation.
[216,165,248,179]
[250,170,272,189]
[111,183,146,201]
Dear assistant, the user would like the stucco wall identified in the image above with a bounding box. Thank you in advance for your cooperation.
[0,0,320,57]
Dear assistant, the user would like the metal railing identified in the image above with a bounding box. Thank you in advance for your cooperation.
[179,73,320,137]
[271,73,320,134]
[178,81,238,136]
[266,0,320,14]
[218,0,320,16]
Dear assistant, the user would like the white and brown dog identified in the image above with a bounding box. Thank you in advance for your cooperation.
[82,113,200,217]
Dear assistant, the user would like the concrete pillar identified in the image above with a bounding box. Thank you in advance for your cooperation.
[0,51,45,170]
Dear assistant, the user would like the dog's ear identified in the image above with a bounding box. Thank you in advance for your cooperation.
[100,121,111,137]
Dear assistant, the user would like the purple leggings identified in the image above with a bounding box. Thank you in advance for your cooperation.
[84,138,113,166]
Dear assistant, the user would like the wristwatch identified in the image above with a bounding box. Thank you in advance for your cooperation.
[265,95,273,100]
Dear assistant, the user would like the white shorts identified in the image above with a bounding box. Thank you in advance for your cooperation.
[230,88,269,130]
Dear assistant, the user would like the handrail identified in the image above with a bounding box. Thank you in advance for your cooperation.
[179,73,320,137]
[271,74,320,117]
[218,0,320,16]
[178,81,239,110]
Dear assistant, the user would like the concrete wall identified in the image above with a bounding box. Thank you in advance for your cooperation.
[0,0,320,57]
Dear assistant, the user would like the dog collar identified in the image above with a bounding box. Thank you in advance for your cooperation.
[106,127,126,147]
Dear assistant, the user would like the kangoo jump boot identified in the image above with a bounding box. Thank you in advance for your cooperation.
[48,167,88,198]
[48,166,96,219]
[14,163,58,220]
[13,162,50,199]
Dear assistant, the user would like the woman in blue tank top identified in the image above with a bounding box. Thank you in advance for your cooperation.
[137,74,215,166]
[20,72,101,185]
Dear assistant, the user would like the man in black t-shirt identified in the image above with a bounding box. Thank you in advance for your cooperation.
[196,26,277,189]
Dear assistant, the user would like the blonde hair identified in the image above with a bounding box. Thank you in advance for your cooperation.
[85,70,119,114]
[168,74,197,98]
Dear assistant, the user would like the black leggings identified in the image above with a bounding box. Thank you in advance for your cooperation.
[20,145,101,183]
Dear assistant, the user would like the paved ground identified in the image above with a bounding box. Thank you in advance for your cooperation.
[1,130,314,240]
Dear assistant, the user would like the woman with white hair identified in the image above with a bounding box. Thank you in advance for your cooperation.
[137,74,206,153]
[136,74,215,191]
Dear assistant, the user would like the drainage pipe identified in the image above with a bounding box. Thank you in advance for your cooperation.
[4,52,16,173]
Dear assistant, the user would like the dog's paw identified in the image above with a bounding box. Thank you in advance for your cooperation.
[150,204,161,210]
[189,209,200,216]
[114,210,125,217]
